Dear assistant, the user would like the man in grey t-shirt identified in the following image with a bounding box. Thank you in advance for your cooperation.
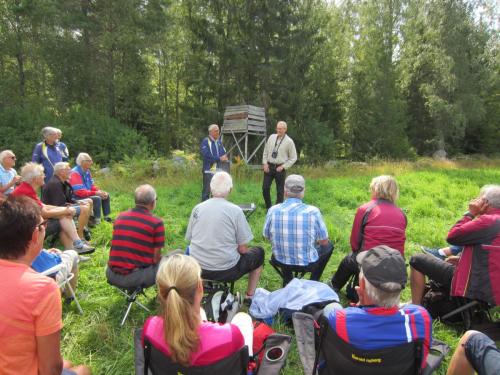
[186,171,264,299]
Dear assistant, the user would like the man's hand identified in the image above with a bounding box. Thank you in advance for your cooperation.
[220,154,228,162]
[468,198,489,217]
[98,190,109,199]
[263,164,269,173]
[276,166,284,172]
[12,175,22,184]
[445,256,460,266]
[66,206,76,217]
[47,248,62,255]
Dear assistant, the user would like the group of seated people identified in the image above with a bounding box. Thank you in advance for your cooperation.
[1,142,499,374]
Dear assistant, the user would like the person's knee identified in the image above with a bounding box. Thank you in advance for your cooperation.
[409,253,426,270]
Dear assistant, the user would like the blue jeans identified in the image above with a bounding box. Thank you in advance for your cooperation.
[90,195,111,218]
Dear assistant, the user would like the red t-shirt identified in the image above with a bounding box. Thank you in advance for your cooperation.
[11,182,43,207]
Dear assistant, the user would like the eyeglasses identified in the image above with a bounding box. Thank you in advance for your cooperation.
[36,220,48,231]
[8,156,16,160]
[82,159,93,163]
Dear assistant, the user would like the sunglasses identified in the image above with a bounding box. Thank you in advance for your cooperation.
[36,220,48,231]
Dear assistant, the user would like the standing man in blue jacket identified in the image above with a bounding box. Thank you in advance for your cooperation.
[200,124,227,201]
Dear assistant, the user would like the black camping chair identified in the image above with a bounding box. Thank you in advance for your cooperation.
[269,255,313,287]
[314,317,423,375]
[142,336,249,375]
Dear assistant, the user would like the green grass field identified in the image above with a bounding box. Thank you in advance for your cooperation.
[60,160,500,374]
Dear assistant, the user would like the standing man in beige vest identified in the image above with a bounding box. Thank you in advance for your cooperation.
[262,121,297,209]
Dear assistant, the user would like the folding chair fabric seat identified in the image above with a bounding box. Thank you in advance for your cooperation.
[143,336,249,375]
[318,320,423,375]
[269,255,313,287]
[40,263,83,314]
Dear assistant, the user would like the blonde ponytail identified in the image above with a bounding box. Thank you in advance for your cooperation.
[156,254,201,366]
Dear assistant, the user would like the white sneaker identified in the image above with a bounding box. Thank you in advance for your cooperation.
[78,255,91,263]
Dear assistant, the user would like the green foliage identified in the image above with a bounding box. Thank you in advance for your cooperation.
[0,0,499,162]
[62,160,500,374]
[0,103,150,165]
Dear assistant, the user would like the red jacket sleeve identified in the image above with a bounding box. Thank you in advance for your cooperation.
[350,206,366,251]
[447,214,499,246]
[69,171,96,198]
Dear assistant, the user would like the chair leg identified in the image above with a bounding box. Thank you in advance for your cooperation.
[121,300,135,326]
[66,283,83,315]
[441,300,479,321]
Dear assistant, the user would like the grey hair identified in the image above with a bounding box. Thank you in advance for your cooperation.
[481,184,500,209]
[54,128,62,136]
[210,171,233,198]
[370,175,399,202]
[360,270,401,308]
[54,162,70,175]
[208,124,219,133]
[0,150,14,164]
[76,153,91,166]
[20,162,44,182]
[135,184,157,206]
[277,120,287,129]
[41,126,58,139]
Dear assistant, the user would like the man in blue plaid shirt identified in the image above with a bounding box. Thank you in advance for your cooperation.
[263,174,334,285]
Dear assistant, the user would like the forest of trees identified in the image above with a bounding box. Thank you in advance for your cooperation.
[0,0,498,164]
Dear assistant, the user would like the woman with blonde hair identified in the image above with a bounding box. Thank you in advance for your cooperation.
[142,254,248,367]
[330,175,407,294]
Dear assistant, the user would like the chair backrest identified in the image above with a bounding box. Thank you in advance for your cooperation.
[317,320,422,375]
[143,337,249,375]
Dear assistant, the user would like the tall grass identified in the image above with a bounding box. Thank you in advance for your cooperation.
[61,159,500,374]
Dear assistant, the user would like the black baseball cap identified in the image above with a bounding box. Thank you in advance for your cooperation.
[356,246,407,292]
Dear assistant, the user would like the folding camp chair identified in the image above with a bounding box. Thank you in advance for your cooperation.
[134,328,249,375]
[41,263,83,314]
[269,255,313,287]
[112,286,151,327]
[301,315,448,375]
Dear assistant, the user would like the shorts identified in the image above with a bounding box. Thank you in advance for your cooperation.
[202,246,265,282]
[409,253,455,289]
[465,331,500,375]
[70,204,81,216]
[46,218,61,237]
[55,250,79,285]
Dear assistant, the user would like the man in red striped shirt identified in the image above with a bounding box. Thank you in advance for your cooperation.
[106,184,165,288]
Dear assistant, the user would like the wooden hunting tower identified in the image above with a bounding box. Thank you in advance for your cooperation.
[221,105,267,165]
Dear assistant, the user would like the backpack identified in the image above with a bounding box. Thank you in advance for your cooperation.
[249,322,292,375]
[202,282,240,323]
[421,281,462,323]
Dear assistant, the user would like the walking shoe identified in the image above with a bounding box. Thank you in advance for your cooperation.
[83,227,91,241]
[420,246,445,260]
[74,240,95,255]
[104,216,114,223]
[78,255,91,263]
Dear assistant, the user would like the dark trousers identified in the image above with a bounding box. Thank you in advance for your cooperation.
[262,164,286,209]
[201,172,213,202]
[330,252,359,291]
[90,195,111,219]
[275,241,334,286]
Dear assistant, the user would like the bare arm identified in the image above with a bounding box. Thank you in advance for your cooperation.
[37,331,63,375]
[237,244,249,254]
[318,239,330,246]
[42,205,75,219]
[153,248,162,263]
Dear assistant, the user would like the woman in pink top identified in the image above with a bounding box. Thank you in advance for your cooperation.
[142,254,245,366]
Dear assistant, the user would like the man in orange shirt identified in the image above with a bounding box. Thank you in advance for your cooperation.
[0,196,90,375]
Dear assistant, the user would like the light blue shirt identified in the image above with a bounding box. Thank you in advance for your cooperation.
[263,198,329,266]
[0,164,17,195]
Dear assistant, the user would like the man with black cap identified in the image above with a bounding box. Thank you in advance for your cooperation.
[324,246,432,370]
[263,174,333,285]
